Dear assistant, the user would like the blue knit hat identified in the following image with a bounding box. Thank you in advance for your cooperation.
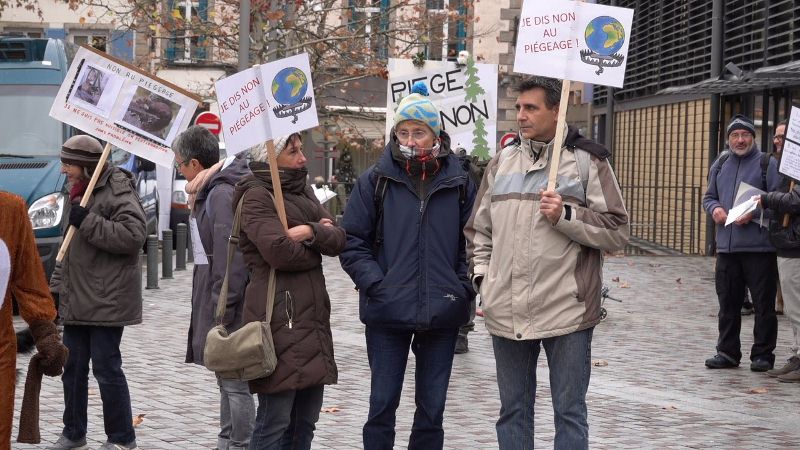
[393,81,441,137]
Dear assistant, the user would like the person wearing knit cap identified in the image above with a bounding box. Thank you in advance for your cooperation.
[50,135,147,450]
[234,132,345,449]
[339,81,477,449]
[0,192,68,448]
[703,113,782,373]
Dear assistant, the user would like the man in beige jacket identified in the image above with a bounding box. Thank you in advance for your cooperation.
[465,76,629,450]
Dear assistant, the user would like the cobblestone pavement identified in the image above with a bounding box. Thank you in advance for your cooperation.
[12,255,800,449]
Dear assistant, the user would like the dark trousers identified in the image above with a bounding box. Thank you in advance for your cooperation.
[62,325,135,444]
[363,327,459,450]
[715,252,778,363]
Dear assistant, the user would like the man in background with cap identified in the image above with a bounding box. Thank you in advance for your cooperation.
[703,114,782,372]
[49,135,146,450]
[340,81,476,449]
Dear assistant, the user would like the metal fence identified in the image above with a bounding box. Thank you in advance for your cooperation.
[619,185,704,255]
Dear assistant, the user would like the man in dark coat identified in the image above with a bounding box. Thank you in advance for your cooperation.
[339,82,477,450]
[172,126,254,450]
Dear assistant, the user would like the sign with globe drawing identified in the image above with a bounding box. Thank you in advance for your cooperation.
[215,53,319,156]
[261,53,318,134]
[514,0,634,88]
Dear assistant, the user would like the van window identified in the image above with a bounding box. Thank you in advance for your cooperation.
[0,85,62,156]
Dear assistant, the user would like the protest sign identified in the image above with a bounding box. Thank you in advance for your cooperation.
[779,106,800,182]
[260,53,319,137]
[514,0,634,88]
[386,58,498,159]
[50,45,201,169]
[216,67,272,155]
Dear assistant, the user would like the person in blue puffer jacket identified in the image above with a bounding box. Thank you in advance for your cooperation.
[339,81,476,450]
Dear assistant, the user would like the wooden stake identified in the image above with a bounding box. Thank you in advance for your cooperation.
[55,142,113,262]
[546,79,572,192]
[783,180,795,228]
[265,140,289,232]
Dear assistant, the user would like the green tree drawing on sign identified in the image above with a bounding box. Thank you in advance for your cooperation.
[472,117,490,160]
[463,56,485,103]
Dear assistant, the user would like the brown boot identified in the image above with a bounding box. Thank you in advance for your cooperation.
[777,369,800,383]
[766,356,800,377]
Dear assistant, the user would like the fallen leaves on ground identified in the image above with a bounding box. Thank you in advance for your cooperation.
[320,407,341,413]
[748,387,768,394]
[676,278,682,284]
[618,282,630,288]
[611,276,620,282]
[592,359,608,367]
[132,414,146,427]
[661,405,677,410]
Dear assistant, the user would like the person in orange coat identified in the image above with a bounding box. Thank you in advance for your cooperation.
[0,191,68,449]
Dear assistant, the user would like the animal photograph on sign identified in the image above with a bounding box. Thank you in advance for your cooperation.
[68,63,124,118]
[118,87,182,143]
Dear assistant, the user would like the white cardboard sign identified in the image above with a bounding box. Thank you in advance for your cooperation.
[216,67,272,156]
[49,46,200,168]
[260,53,319,138]
[386,58,498,159]
[514,0,634,88]
[779,106,800,181]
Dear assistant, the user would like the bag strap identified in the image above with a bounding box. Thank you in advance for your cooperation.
[214,189,277,325]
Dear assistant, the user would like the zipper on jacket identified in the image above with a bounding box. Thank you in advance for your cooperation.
[285,291,294,329]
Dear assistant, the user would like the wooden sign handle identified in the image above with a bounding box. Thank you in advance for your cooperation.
[265,140,289,233]
[546,79,572,192]
[783,180,796,228]
[55,143,113,262]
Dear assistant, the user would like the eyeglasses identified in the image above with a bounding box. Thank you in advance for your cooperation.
[174,159,188,170]
[396,130,432,141]
[729,132,752,141]
[773,134,785,140]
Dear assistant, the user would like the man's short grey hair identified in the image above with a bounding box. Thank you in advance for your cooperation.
[515,76,562,110]
[172,125,219,169]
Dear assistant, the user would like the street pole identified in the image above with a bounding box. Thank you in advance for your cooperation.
[238,0,250,71]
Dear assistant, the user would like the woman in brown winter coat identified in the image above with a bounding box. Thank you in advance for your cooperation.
[233,133,345,450]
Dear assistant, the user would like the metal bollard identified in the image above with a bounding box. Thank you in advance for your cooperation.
[162,229,173,279]
[145,234,159,289]
[187,223,194,263]
[175,223,187,271]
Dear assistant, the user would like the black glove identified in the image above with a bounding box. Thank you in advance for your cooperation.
[69,205,90,228]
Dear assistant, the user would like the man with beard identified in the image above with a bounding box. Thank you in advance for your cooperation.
[703,114,782,372]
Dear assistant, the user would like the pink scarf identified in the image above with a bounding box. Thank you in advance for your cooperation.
[184,160,224,210]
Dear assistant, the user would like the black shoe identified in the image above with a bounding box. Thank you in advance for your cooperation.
[705,354,739,369]
[454,335,469,354]
[750,358,773,372]
[741,302,754,316]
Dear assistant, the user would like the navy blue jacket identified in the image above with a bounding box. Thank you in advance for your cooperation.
[703,146,781,253]
[339,142,477,330]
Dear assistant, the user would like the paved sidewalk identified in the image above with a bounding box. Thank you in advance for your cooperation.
[12,255,800,449]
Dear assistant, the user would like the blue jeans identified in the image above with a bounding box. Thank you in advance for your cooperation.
[363,327,459,450]
[492,327,594,450]
[217,377,255,450]
[250,385,324,450]
[61,325,135,445]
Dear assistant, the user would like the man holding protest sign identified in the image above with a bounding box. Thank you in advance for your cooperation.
[49,135,146,450]
[465,77,629,449]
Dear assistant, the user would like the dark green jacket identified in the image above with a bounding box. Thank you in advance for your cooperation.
[51,167,147,326]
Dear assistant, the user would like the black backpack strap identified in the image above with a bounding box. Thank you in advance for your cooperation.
[373,175,389,247]
[710,151,730,182]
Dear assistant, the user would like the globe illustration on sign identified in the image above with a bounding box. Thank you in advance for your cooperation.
[584,16,625,56]
[271,67,308,105]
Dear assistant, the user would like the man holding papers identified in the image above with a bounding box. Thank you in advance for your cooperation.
[702,114,782,372]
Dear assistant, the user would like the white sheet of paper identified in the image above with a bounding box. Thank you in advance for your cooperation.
[725,198,758,226]
[0,240,9,311]
[189,218,209,265]
[312,185,337,204]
